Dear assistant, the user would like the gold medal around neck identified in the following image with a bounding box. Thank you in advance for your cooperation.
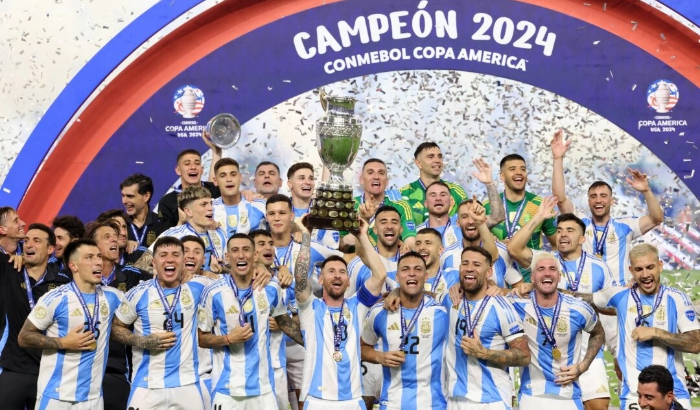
[87,341,97,351]
[552,348,561,360]
[332,351,343,362]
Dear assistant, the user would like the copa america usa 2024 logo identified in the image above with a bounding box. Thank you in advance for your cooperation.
[646,79,679,114]
[173,85,205,118]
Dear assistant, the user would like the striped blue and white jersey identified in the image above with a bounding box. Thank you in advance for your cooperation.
[270,285,297,369]
[29,285,123,402]
[417,219,462,252]
[508,292,598,400]
[273,238,343,296]
[197,278,286,397]
[150,225,227,272]
[212,196,266,237]
[116,278,207,389]
[438,293,524,404]
[424,268,460,294]
[362,296,448,410]
[581,216,641,285]
[441,242,522,288]
[298,285,381,401]
[593,285,699,403]
[189,276,214,377]
[346,252,400,296]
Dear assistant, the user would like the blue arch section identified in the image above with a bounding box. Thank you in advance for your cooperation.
[0,0,206,207]
[661,0,700,27]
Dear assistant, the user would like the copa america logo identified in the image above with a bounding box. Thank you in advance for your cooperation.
[173,85,205,118]
[646,79,679,114]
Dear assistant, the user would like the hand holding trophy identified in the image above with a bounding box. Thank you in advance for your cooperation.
[202,113,241,149]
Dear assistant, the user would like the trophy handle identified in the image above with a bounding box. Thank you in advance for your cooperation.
[320,89,328,112]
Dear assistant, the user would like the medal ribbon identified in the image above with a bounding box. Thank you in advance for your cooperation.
[330,301,347,354]
[70,281,100,334]
[631,284,665,327]
[559,252,587,292]
[228,275,254,326]
[185,223,220,260]
[461,296,491,338]
[101,265,116,286]
[430,269,444,293]
[154,278,182,331]
[503,194,527,239]
[531,291,562,348]
[273,236,295,270]
[399,298,425,350]
[592,220,611,256]
[130,223,149,248]
[23,268,47,309]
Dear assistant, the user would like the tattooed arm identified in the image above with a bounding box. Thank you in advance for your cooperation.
[17,319,90,350]
[460,334,531,367]
[274,314,304,346]
[485,182,505,229]
[293,224,313,305]
[644,328,700,354]
[564,290,616,315]
[131,250,154,274]
[110,316,176,350]
[556,320,605,385]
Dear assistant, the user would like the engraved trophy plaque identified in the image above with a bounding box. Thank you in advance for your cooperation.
[202,113,241,149]
[307,91,363,231]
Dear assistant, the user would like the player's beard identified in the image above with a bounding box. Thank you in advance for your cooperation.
[461,274,485,296]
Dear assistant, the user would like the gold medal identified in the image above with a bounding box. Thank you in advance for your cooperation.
[552,348,561,360]
[332,351,343,362]
[87,341,97,351]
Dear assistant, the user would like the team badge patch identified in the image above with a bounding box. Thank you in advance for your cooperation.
[556,320,568,333]
[227,215,238,228]
[240,215,248,226]
[100,302,108,318]
[257,296,268,312]
[147,231,157,246]
[686,309,696,322]
[34,306,47,320]
[119,303,130,315]
[343,306,352,320]
[243,299,254,312]
[181,290,192,306]
[197,307,206,324]
[118,283,127,292]
[420,317,431,335]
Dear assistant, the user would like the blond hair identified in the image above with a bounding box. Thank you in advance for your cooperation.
[531,251,561,274]
[177,186,211,210]
[629,243,659,263]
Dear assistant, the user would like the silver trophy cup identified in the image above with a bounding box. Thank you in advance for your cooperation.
[202,113,241,149]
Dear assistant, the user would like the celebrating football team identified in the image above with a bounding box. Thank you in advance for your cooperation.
[1,129,699,410]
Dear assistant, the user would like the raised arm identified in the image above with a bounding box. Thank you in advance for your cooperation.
[472,158,505,228]
[18,320,94,351]
[507,196,558,267]
[131,250,154,274]
[355,218,387,296]
[626,168,664,234]
[292,219,313,305]
[204,138,222,182]
[551,130,575,214]
[467,201,499,264]
[274,314,304,346]
[111,316,176,350]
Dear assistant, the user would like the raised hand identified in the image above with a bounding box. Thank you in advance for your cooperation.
[472,158,494,185]
[626,168,651,193]
[536,196,559,219]
[550,129,571,160]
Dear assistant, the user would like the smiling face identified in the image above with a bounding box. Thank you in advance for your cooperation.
[415,147,444,178]
[373,209,402,249]
[360,161,388,196]
[457,202,480,241]
[23,229,55,267]
[630,253,663,296]
[288,168,315,201]
[110,216,128,249]
[254,164,282,196]
[53,227,72,259]
[266,201,294,236]
[121,184,150,217]
[500,159,528,193]
[637,382,673,410]
[555,220,585,257]
[587,185,613,219]
[532,256,561,296]
[397,255,427,299]
[227,237,256,280]
[319,259,349,300]
[0,210,26,241]
[214,164,242,198]
[184,198,214,228]
[153,244,184,288]
[69,245,103,286]
[252,234,274,268]
[425,184,451,217]
[182,240,205,276]
[94,225,120,262]
[460,250,491,296]
[175,153,204,186]
[415,232,444,270]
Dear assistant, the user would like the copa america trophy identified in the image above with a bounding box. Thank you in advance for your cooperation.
[202,113,241,149]
[307,91,363,231]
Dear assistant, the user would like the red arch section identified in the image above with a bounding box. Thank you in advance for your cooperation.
[18,0,700,224]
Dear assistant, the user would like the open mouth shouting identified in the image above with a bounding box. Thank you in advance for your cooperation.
[638,276,656,292]
[382,229,397,242]
[463,225,478,238]
[184,261,197,271]
[301,185,313,196]
[92,268,102,280]
[404,278,420,289]
[329,278,344,292]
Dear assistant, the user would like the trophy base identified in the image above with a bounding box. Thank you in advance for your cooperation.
[307,186,360,231]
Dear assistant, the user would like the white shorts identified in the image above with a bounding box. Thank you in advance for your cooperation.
[286,342,305,390]
[361,361,382,399]
[36,396,103,410]
[212,391,278,410]
[519,394,583,410]
[447,397,510,410]
[128,384,205,410]
[303,395,366,410]
[200,377,213,410]
[620,396,691,410]
[599,314,618,356]
[580,357,611,401]
[274,367,290,410]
